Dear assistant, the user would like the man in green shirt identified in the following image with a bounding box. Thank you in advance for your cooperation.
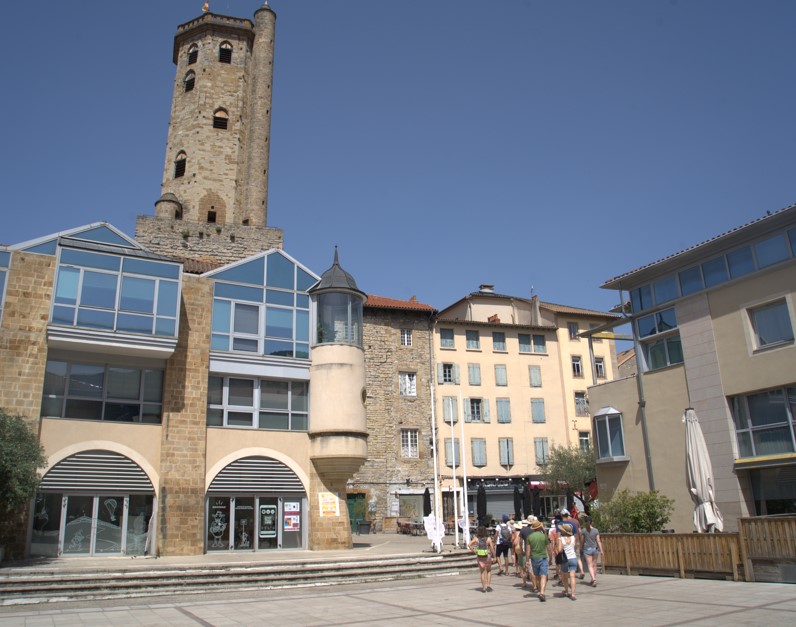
[526,519,550,602]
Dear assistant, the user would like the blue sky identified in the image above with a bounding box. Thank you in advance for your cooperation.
[2,0,795,314]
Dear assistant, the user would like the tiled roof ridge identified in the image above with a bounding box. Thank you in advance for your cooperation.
[365,294,436,312]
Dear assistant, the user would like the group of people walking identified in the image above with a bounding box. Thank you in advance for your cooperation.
[468,508,603,601]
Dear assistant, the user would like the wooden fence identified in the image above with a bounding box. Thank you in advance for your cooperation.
[601,517,796,582]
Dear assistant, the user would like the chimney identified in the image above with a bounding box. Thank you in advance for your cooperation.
[479,284,495,294]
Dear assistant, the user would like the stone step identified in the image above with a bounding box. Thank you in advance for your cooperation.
[0,552,477,605]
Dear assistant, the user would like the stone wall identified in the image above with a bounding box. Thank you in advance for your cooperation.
[135,215,283,266]
[353,307,435,529]
[157,274,213,555]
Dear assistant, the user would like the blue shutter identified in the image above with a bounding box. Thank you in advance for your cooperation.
[437,364,444,384]
[529,365,542,387]
[453,364,460,384]
[482,399,490,423]
[463,398,471,422]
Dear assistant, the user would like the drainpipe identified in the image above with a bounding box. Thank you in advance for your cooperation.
[621,288,656,492]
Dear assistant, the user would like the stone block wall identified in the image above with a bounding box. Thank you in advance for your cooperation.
[308,464,353,550]
[354,307,435,528]
[157,274,213,555]
[135,215,283,266]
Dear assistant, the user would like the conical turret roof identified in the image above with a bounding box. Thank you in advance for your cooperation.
[309,247,366,298]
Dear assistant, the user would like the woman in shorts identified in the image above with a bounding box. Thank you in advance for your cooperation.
[468,525,495,593]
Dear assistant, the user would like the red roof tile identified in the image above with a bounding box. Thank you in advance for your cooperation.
[365,294,436,312]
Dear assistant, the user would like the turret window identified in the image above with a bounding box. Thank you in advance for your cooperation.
[219,42,232,64]
[174,152,187,178]
[213,109,229,130]
[184,71,195,92]
[187,44,198,65]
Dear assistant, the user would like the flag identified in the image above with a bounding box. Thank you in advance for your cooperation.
[202,2,210,12]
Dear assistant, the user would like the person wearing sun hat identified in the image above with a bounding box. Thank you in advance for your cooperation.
[555,523,579,600]
[526,518,550,601]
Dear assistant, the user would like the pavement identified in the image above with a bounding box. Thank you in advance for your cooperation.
[1,533,795,625]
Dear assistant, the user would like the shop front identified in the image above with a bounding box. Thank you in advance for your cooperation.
[206,455,307,551]
[31,450,155,557]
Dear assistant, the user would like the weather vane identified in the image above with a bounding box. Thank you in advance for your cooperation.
[202,1,210,12]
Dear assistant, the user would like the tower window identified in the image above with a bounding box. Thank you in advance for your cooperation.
[219,42,232,64]
[184,71,195,92]
[213,109,229,130]
[174,152,187,178]
[242,218,250,226]
[187,44,198,65]
[207,211,217,223]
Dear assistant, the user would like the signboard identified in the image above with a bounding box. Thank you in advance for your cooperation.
[318,492,339,517]
[259,504,277,538]
[284,501,300,532]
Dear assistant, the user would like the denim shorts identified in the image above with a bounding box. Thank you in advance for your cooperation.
[531,557,548,577]
[583,546,598,556]
[560,557,578,572]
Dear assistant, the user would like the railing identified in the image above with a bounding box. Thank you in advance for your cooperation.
[601,533,742,581]
[602,517,796,582]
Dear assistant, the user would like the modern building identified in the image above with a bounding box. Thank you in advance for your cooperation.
[588,204,796,531]
[0,6,371,559]
[433,285,619,520]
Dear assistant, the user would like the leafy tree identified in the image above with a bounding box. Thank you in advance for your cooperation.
[0,409,47,513]
[590,489,674,533]
[539,444,596,513]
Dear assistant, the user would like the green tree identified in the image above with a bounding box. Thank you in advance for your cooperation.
[0,409,47,513]
[539,444,596,513]
[590,489,674,533]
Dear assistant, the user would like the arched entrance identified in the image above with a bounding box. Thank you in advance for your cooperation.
[206,455,306,551]
[31,450,156,557]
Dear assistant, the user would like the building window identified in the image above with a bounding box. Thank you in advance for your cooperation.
[637,307,683,371]
[219,41,233,63]
[440,328,454,349]
[575,392,589,417]
[594,409,626,459]
[568,322,579,340]
[207,376,308,430]
[595,357,606,379]
[401,429,419,458]
[499,438,514,467]
[400,328,412,346]
[209,252,315,359]
[533,334,547,353]
[41,360,164,423]
[494,364,507,386]
[531,398,546,423]
[184,70,196,92]
[399,372,416,397]
[468,363,481,385]
[187,44,198,64]
[464,398,489,423]
[213,109,229,130]
[466,330,480,350]
[471,438,487,467]
[438,363,460,385]
[572,356,583,377]
[579,431,591,453]
[496,398,511,423]
[444,438,461,467]
[492,331,506,352]
[748,299,794,349]
[442,396,458,424]
[174,151,187,178]
[519,333,531,353]
[52,248,181,337]
[529,365,542,388]
[731,386,796,458]
[534,438,549,465]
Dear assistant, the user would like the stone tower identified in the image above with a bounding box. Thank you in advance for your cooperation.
[136,4,283,265]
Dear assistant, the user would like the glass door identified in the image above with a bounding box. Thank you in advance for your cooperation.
[207,497,231,550]
[234,497,255,550]
[62,495,94,555]
[94,496,124,554]
[258,498,278,550]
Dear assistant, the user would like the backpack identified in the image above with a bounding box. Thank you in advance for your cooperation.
[500,523,511,543]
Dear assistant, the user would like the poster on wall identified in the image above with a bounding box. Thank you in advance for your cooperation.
[284,502,300,532]
[318,492,339,517]
[259,504,277,538]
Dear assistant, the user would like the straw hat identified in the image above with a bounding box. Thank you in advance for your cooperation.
[531,519,544,531]
[559,523,573,536]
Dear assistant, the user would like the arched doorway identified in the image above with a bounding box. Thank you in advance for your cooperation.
[206,455,306,551]
[31,450,155,557]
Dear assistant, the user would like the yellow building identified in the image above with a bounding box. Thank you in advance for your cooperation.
[433,285,618,519]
